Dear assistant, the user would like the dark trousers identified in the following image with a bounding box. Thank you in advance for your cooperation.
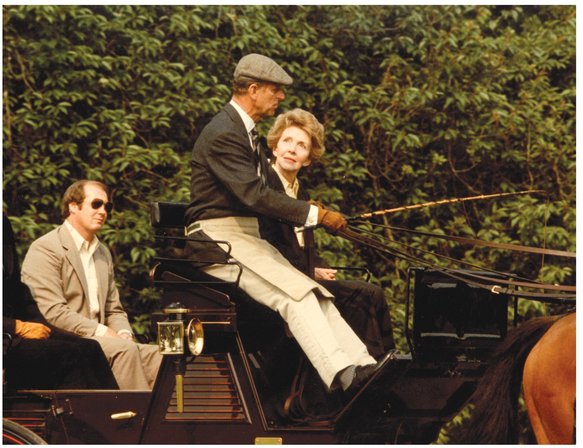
[319,279,395,360]
[4,330,118,390]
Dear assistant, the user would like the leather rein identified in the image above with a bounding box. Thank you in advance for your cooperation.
[336,225,576,304]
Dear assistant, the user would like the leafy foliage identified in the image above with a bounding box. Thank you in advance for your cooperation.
[3,7,574,442]
[4,5,574,365]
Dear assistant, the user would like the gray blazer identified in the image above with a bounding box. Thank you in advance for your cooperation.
[21,225,132,337]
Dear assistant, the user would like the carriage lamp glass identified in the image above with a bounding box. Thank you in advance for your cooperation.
[186,318,204,356]
[157,321,185,355]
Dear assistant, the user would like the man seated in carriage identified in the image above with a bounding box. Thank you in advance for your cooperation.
[20,180,162,390]
[259,108,395,360]
[3,213,118,390]
[184,53,394,396]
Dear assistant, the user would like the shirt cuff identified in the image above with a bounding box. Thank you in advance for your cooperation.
[305,204,319,227]
[94,323,109,337]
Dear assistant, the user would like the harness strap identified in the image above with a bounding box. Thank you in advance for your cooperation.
[337,227,576,302]
[351,221,576,259]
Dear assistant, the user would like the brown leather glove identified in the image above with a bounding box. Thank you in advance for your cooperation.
[14,320,51,340]
[308,199,325,209]
[317,206,348,233]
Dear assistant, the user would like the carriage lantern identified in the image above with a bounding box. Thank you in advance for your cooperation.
[158,302,205,412]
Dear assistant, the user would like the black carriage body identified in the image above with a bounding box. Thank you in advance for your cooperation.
[3,203,510,444]
[408,267,509,362]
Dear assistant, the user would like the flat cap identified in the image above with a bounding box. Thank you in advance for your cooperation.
[234,53,293,86]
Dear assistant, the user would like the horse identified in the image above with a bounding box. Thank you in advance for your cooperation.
[453,311,575,444]
[523,312,576,444]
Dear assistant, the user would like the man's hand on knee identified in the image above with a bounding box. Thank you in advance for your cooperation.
[104,327,124,339]
[118,332,134,341]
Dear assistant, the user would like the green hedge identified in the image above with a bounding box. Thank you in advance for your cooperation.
[4,5,575,342]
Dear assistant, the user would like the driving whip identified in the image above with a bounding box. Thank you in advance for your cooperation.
[349,190,545,221]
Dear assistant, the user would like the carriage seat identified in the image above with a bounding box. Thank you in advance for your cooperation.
[149,202,283,338]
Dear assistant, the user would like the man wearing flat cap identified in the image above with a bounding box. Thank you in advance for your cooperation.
[185,54,392,395]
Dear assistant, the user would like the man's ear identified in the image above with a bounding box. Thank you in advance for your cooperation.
[248,83,260,98]
[69,202,79,215]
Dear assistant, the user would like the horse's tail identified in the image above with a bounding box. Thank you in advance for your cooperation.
[456,315,560,444]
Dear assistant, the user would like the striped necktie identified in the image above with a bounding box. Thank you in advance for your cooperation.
[250,127,259,151]
[250,128,265,184]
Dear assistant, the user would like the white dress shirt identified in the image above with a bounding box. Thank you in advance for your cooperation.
[230,99,256,147]
[63,220,131,338]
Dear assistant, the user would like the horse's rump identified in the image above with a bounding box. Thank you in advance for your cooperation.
[453,314,563,444]
[523,312,576,444]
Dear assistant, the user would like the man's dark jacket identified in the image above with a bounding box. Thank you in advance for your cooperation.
[186,103,311,225]
[184,103,316,263]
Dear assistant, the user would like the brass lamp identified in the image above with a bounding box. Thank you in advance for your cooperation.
[158,303,205,412]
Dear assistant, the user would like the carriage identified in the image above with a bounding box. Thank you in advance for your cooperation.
[2,201,538,444]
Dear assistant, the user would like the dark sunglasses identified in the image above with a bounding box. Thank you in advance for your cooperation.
[90,199,113,213]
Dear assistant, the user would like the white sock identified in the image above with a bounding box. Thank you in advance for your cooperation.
[338,365,356,391]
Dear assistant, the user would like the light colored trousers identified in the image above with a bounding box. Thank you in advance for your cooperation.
[193,217,376,388]
[91,337,162,390]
